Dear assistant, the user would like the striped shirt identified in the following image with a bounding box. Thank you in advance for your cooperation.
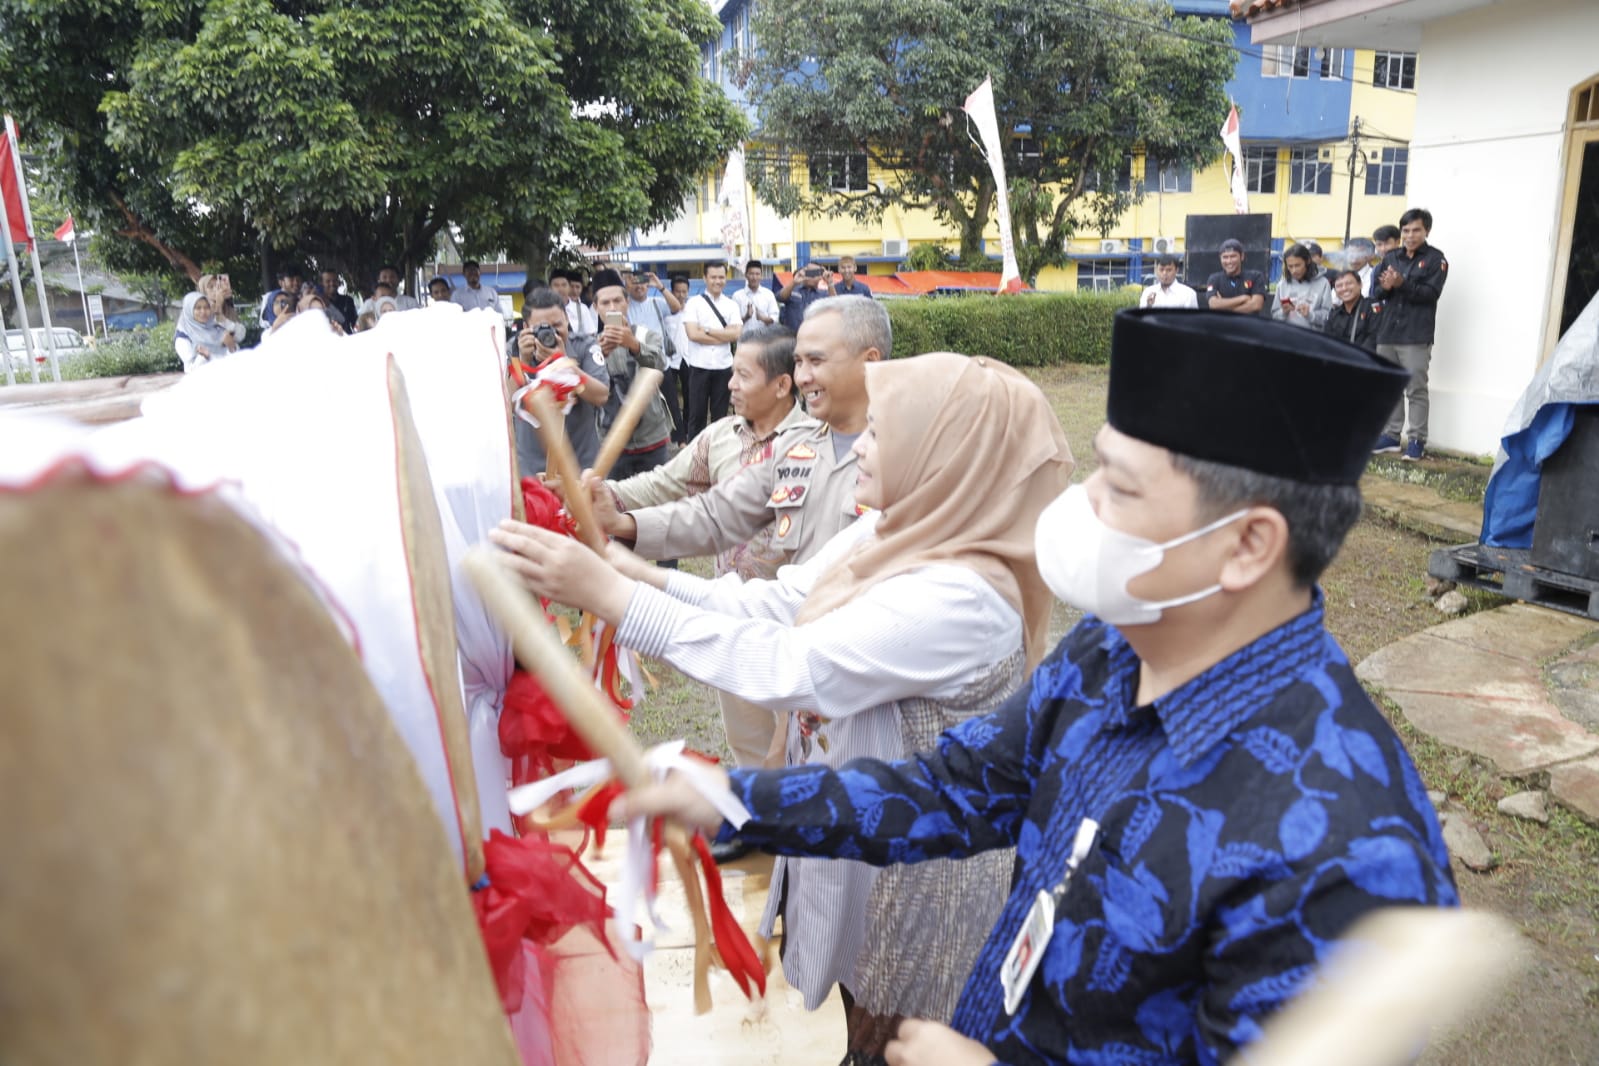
[617,513,1023,1007]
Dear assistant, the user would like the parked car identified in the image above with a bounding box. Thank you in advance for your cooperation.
[5,327,89,377]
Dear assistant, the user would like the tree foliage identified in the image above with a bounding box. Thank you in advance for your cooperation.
[742,0,1233,282]
[0,0,745,292]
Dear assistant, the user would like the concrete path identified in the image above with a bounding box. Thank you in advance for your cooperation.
[1359,472,1483,542]
[1357,603,1599,823]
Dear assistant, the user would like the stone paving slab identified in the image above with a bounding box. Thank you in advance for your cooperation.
[1548,757,1599,825]
[1356,604,1599,812]
[1420,602,1597,663]
[1387,691,1599,775]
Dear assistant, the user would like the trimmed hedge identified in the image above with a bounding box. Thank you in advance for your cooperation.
[884,291,1138,367]
[64,323,182,381]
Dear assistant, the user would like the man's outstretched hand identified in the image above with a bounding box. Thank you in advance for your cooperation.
[613,766,732,838]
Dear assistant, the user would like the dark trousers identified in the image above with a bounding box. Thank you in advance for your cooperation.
[685,365,731,440]
[661,366,687,444]
[610,443,669,480]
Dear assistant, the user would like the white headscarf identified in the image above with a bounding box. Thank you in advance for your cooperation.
[177,292,229,354]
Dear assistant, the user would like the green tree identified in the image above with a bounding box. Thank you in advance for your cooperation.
[0,0,744,294]
[742,0,1233,283]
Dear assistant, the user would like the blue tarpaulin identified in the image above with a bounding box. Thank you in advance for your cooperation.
[1480,293,1599,547]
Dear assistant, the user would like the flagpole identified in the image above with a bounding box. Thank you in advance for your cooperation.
[0,178,39,383]
[0,273,13,386]
[70,232,91,337]
[6,115,60,382]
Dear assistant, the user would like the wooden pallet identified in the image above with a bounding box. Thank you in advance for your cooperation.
[1429,543,1599,621]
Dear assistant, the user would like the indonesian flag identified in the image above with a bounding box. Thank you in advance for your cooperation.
[0,119,31,249]
[962,77,1024,294]
[1220,105,1249,215]
[54,215,74,242]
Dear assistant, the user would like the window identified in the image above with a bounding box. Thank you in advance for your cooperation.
[808,151,869,192]
[1087,157,1135,193]
[1288,147,1332,195]
[1244,146,1278,195]
[1373,51,1416,91]
[1143,161,1193,194]
[748,147,793,189]
[1263,45,1344,80]
[702,39,720,83]
[1014,135,1041,161]
[1364,147,1409,196]
[1076,259,1129,292]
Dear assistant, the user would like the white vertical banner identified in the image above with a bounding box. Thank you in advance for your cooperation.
[962,77,1024,294]
[717,146,748,266]
[1221,104,1249,215]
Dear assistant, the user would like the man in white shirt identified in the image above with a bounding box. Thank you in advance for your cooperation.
[1140,254,1199,309]
[680,261,741,439]
[733,259,780,336]
[662,274,692,443]
[450,259,504,314]
[357,263,419,317]
[551,269,598,337]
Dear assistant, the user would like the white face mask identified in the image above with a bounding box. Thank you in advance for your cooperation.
[1034,484,1248,626]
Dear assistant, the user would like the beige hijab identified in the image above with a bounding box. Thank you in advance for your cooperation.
[794,352,1074,669]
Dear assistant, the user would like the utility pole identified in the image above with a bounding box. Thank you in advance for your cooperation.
[1343,116,1366,250]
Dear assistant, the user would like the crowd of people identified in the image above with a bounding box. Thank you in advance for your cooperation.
[488,293,1458,1065]
[140,216,1473,1066]
[1145,207,1448,461]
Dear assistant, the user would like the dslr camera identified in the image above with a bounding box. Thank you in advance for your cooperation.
[529,322,561,349]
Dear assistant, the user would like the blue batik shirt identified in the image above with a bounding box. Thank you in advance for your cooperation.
[724,592,1457,1065]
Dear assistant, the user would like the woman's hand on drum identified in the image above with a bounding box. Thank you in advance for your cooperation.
[488,520,633,626]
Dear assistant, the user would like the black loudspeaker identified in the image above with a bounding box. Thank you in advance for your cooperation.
[1531,405,1599,581]
[1183,213,1273,289]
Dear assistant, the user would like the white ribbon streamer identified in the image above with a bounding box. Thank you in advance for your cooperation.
[505,740,751,961]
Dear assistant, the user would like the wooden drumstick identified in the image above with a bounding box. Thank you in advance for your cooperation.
[590,367,664,481]
[465,547,646,785]
[465,546,723,1011]
[525,387,607,556]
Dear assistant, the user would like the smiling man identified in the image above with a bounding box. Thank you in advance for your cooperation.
[619,309,1457,1065]
[589,294,885,579]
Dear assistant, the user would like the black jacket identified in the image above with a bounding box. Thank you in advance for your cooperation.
[1324,297,1379,351]
[1373,242,1448,345]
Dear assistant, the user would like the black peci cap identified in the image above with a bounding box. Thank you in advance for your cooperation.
[589,268,626,294]
[1106,309,1409,485]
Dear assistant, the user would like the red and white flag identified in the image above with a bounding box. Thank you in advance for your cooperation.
[1220,105,1249,215]
[54,214,74,242]
[0,119,31,249]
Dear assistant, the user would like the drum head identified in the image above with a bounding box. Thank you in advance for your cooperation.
[0,471,517,1065]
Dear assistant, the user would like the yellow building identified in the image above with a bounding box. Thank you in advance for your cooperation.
[631,3,1419,292]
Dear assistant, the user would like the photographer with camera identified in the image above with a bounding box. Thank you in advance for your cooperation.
[508,288,611,476]
[778,261,835,331]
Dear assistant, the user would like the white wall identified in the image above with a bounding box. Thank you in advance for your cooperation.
[1408,0,1599,453]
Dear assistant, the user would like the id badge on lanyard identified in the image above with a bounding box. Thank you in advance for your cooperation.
[999,818,1100,1017]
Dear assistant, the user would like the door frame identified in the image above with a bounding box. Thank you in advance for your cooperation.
[1542,76,1599,364]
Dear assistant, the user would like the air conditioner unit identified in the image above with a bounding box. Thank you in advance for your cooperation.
[1152,236,1179,255]
[882,238,909,258]
[1099,239,1125,254]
